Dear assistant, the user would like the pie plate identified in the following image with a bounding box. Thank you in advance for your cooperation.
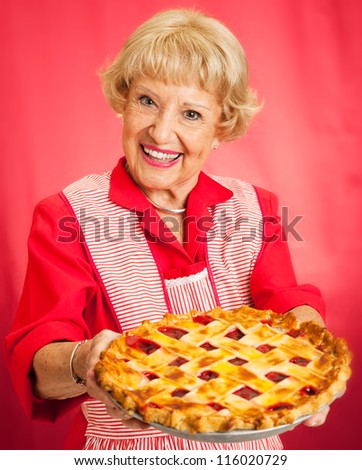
[109,394,330,443]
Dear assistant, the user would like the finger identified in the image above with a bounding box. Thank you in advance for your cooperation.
[86,369,116,407]
[87,331,119,369]
[303,406,330,427]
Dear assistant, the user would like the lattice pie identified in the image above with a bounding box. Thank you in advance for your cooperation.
[95,306,351,434]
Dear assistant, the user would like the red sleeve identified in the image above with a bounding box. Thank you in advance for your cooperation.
[4,193,117,422]
[250,187,326,317]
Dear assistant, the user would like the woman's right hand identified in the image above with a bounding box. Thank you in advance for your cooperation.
[85,329,149,429]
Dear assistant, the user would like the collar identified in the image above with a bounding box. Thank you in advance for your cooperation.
[109,157,233,215]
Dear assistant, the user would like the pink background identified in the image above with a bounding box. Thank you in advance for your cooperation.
[1,0,361,449]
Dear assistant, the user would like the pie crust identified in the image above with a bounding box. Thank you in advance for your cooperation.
[95,306,352,434]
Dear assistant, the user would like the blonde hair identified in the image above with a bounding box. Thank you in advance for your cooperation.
[100,9,262,141]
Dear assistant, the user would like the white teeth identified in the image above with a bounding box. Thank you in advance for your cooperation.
[143,146,180,160]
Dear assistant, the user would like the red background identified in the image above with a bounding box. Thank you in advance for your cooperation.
[1,0,361,449]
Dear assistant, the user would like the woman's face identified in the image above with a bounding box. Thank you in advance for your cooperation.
[121,77,222,196]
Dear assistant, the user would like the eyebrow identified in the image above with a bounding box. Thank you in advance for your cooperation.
[136,86,161,100]
[183,102,211,111]
[135,86,211,111]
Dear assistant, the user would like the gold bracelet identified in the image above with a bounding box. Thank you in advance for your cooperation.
[69,340,88,386]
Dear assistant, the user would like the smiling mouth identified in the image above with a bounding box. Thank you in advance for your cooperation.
[142,145,182,163]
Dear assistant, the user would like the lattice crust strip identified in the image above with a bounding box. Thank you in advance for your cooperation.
[95,306,352,434]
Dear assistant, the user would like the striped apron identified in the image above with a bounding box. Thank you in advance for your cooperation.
[63,172,283,450]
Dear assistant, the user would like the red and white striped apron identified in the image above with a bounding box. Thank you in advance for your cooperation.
[63,172,283,450]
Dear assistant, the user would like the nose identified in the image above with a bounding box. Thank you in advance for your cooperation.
[148,110,177,144]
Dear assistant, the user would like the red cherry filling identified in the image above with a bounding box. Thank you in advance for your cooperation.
[228,357,247,366]
[300,386,318,396]
[198,370,219,381]
[142,371,159,381]
[266,402,294,411]
[158,326,188,339]
[208,402,226,411]
[125,336,160,355]
[256,344,275,354]
[225,328,245,340]
[260,319,272,326]
[265,371,289,383]
[233,386,260,400]
[171,388,189,398]
[287,329,303,338]
[193,315,214,325]
[169,357,188,367]
[289,356,310,367]
[145,402,162,409]
[200,342,217,351]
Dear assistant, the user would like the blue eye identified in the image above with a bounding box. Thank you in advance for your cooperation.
[184,110,201,121]
[139,95,155,106]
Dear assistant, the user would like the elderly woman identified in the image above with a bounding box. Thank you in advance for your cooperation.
[6,9,327,450]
